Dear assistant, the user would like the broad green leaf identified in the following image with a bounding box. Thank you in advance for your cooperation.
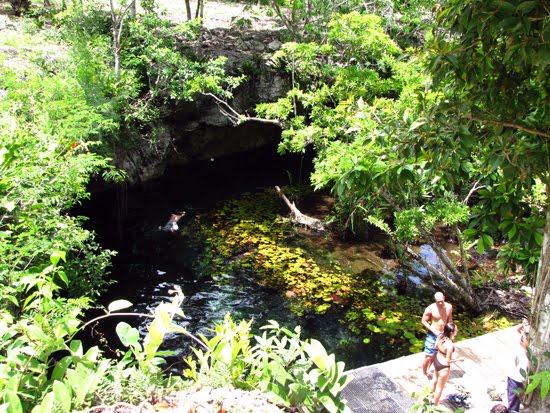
[50,251,66,266]
[83,346,100,363]
[525,376,540,394]
[33,392,54,413]
[408,120,425,132]
[541,376,549,400]
[508,224,517,239]
[2,391,22,413]
[288,383,309,404]
[116,322,140,348]
[516,1,538,13]
[319,394,339,413]
[53,381,72,412]
[69,340,84,357]
[477,236,485,255]
[305,339,329,370]
[56,270,69,286]
[482,234,494,250]
[51,356,72,381]
[317,372,330,391]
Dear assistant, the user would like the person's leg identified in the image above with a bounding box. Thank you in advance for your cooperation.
[430,368,438,393]
[422,332,436,377]
[433,368,450,405]
[507,376,522,412]
[422,354,434,377]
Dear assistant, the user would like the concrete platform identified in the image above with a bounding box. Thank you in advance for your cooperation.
[342,326,526,412]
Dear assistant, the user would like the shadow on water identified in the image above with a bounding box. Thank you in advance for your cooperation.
[78,145,440,372]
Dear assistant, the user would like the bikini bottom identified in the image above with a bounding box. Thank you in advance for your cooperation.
[433,356,450,372]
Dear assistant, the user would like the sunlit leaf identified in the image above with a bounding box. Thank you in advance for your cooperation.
[108,300,133,313]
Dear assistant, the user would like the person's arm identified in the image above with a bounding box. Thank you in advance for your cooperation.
[422,307,433,333]
[447,304,453,323]
[447,343,463,364]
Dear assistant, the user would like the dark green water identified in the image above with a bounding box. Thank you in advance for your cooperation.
[81,147,435,372]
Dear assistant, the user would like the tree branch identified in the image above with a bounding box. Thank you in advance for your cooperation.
[203,93,281,127]
[379,186,473,295]
[463,180,485,205]
[468,115,550,139]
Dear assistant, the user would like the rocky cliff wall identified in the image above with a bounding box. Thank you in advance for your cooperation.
[117,27,288,184]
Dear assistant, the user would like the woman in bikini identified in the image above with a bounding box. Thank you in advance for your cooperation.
[430,322,463,405]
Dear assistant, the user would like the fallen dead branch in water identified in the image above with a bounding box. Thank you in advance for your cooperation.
[275,186,326,231]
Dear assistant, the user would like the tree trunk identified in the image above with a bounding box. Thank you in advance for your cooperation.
[184,0,191,20]
[195,0,204,20]
[402,245,480,312]
[379,187,479,311]
[129,0,136,19]
[526,182,550,411]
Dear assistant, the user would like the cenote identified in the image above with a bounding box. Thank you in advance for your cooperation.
[79,144,436,372]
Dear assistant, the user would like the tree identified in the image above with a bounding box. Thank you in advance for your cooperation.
[7,0,31,16]
[264,0,437,44]
[0,41,120,410]
[252,11,484,311]
[108,0,135,76]
[425,0,549,409]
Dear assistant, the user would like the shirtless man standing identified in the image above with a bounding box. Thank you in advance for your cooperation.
[421,292,453,379]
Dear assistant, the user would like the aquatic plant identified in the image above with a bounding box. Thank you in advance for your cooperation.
[194,190,423,348]
[193,189,515,355]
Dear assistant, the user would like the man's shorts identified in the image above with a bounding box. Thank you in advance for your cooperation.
[423,331,438,356]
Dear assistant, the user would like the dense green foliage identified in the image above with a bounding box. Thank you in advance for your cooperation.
[255,5,546,311]
[1,0,547,411]
[52,0,244,151]
[424,0,549,407]
[266,0,437,46]
[185,315,351,412]
[0,1,244,411]
[0,39,118,412]
[254,0,549,406]
[0,2,356,411]
[425,0,548,277]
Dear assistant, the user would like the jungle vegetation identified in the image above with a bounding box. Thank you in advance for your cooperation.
[0,0,548,412]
